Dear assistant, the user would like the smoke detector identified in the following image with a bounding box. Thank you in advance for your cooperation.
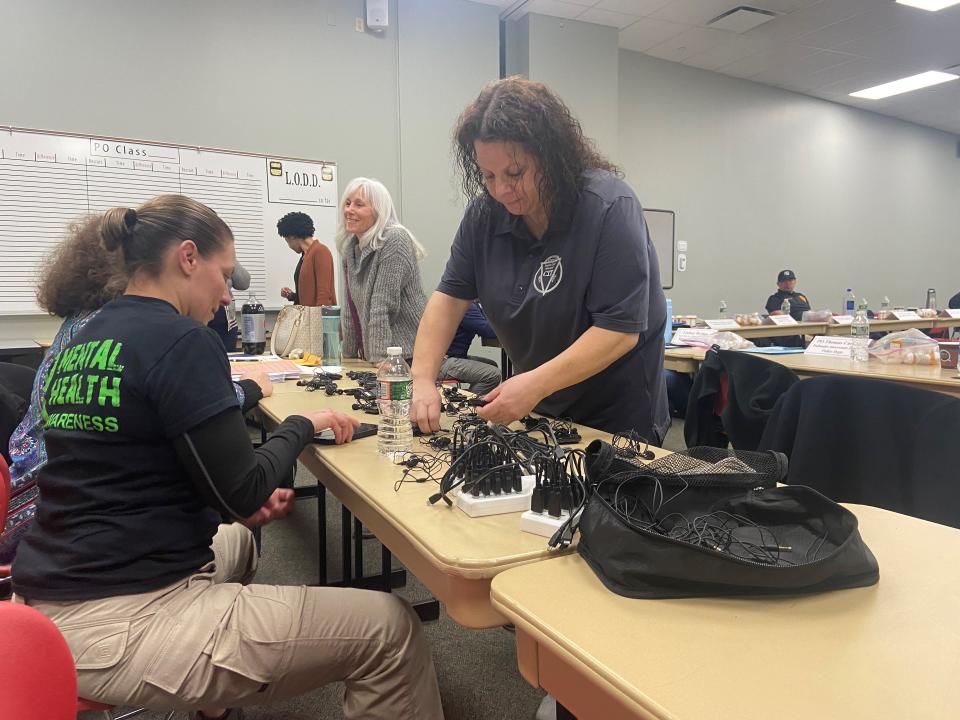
[707,6,778,33]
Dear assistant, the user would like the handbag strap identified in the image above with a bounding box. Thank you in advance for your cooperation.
[271,306,303,358]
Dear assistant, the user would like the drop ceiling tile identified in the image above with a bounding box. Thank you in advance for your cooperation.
[750,0,824,12]
[618,16,687,51]
[788,0,879,27]
[741,0,874,49]
[795,3,916,50]
[649,0,746,27]
[643,26,732,63]
[523,0,593,20]
[804,56,885,90]
[594,0,673,15]
[834,24,960,65]
[578,7,641,28]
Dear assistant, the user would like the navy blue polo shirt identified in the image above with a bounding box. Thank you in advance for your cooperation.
[438,170,670,441]
[447,303,496,358]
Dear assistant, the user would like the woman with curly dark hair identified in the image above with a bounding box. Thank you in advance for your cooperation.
[411,77,669,442]
[276,211,336,306]
[2,223,126,567]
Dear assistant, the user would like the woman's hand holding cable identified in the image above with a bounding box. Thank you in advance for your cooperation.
[476,370,548,426]
[411,378,442,433]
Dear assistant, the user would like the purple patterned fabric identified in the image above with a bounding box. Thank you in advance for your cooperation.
[2,312,95,563]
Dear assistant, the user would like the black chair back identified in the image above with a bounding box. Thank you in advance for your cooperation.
[759,375,960,528]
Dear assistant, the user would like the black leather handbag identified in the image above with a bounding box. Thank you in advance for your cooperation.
[575,440,880,599]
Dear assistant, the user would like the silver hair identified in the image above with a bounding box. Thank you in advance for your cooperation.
[334,177,425,259]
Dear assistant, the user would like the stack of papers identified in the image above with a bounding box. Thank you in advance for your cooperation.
[228,354,303,382]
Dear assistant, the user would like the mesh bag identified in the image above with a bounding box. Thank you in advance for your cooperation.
[585,439,786,515]
[576,440,879,599]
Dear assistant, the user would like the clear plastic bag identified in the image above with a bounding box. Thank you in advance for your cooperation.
[709,331,756,351]
[867,328,940,365]
[677,331,756,351]
[735,313,763,326]
[801,309,833,322]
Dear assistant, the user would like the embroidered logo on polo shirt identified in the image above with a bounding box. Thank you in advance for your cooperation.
[533,255,563,296]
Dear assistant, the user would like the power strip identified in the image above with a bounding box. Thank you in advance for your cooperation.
[520,508,581,538]
[455,475,536,517]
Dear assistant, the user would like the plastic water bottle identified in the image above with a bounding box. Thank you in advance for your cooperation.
[926,288,937,311]
[880,296,890,319]
[718,300,728,319]
[377,347,413,457]
[844,288,856,316]
[851,300,870,362]
[241,292,265,354]
[781,297,791,317]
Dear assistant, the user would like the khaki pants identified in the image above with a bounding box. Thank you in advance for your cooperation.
[27,523,443,719]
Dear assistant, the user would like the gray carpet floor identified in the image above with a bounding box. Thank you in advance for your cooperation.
[117,419,688,720]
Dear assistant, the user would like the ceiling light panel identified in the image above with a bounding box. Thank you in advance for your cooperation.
[849,70,959,99]
[895,1,960,11]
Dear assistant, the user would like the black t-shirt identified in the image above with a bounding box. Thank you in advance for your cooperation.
[764,289,811,321]
[13,296,241,600]
[292,252,305,304]
[438,170,670,441]
[763,289,812,348]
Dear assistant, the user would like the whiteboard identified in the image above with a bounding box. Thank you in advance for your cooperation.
[643,208,675,290]
[0,127,339,314]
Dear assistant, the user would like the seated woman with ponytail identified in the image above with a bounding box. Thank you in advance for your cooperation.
[2,223,269,569]
[12,195,443,720]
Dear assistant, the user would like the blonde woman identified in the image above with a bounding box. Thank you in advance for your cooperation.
[338,177,500,394]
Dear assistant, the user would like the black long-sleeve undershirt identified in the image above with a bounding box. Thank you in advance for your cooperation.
[173,407,314,520]
[236,378,264,413]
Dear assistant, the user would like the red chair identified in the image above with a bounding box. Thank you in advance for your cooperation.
[1,457,173,719]
[0,601,170,719]
[0,601,77,719]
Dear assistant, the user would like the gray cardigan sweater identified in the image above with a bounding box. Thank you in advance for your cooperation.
[342,226,426,362]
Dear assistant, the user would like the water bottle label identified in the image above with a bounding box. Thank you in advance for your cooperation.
[242,314,265,342]
[378,379,411,401]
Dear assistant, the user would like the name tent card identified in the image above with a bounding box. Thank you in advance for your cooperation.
[671,328,719,346]
[942,309,960,319]
[805,336,861,358]
[891,310,921,321]
[831,315,853,326]
[705,319,741,330]
[767,315,799,327]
